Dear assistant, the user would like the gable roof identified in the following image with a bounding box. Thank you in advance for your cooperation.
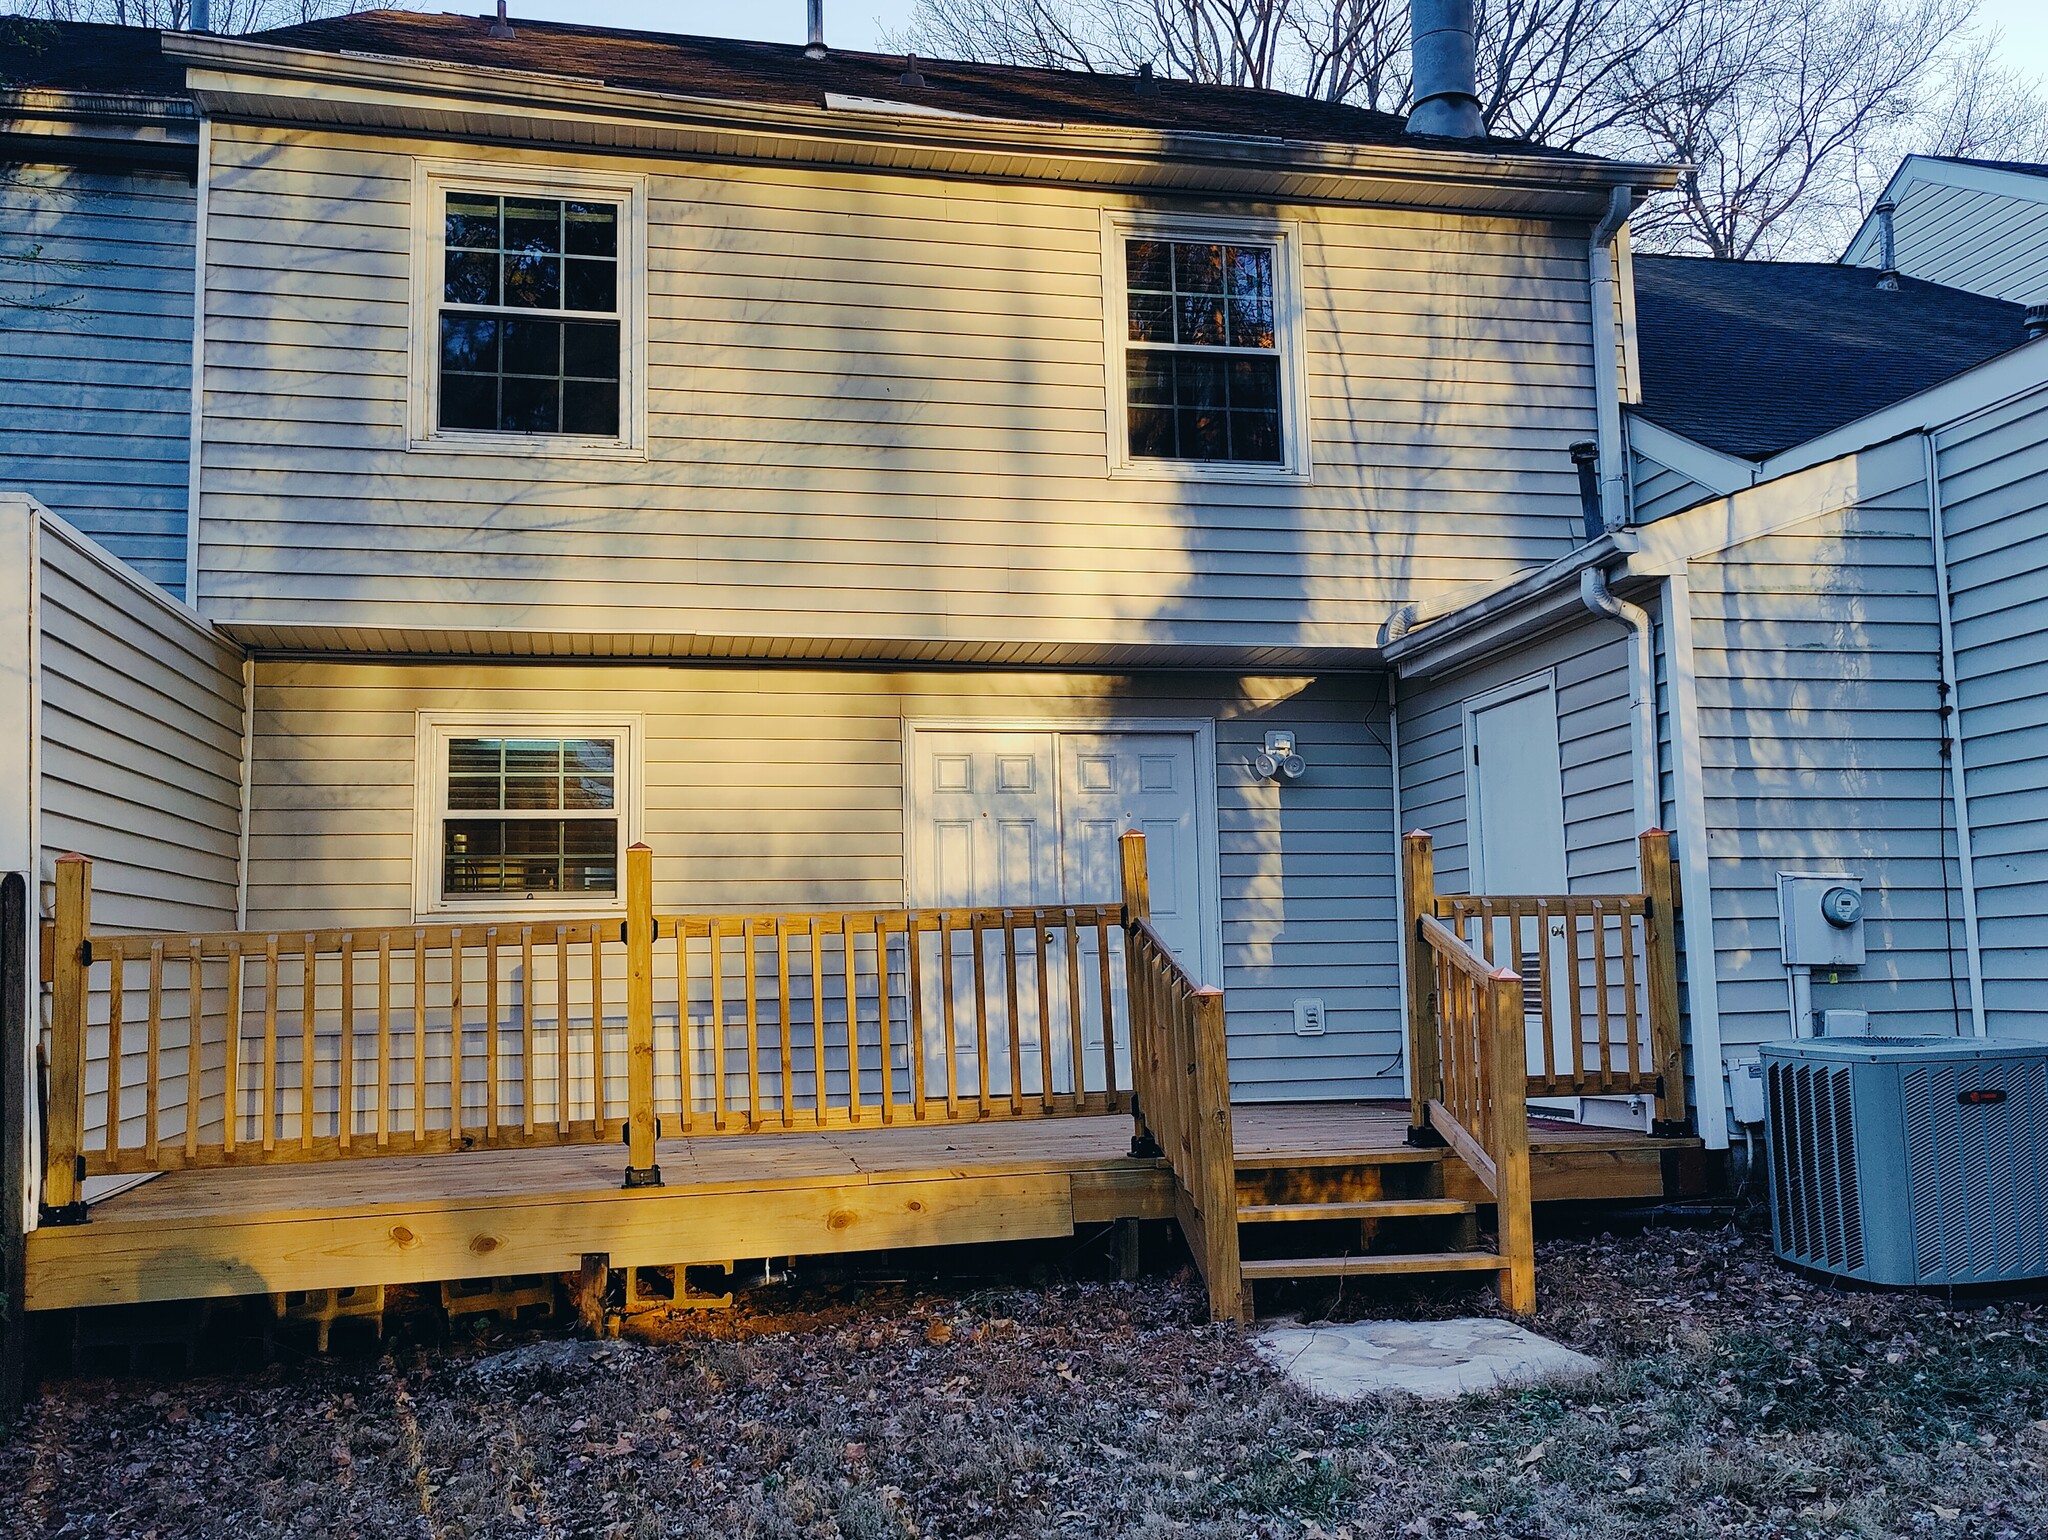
[248,9,1565,159]
[0,16,186,97]
[1631,254,2030,460]
[1926,154,2048,180]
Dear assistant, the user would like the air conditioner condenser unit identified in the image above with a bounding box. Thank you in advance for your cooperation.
[1762,1036,2048,1286]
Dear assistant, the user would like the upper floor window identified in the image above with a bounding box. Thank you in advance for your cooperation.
[409,161,646,458]
[1102,213,1308,481]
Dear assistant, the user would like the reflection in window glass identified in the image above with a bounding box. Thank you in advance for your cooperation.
[1124,237,1282,464]
[441,737,619,897]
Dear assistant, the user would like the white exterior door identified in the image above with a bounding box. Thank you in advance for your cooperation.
[910,731,1062,910]
[1057,733,1205,974]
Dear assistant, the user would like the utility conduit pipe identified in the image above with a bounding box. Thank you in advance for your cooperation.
[1589,185,1633,530]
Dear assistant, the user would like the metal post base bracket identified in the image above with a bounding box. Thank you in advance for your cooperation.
[622,1164,664,1189]
[1405,1122,1447,1150]
[38,1200,89,1227]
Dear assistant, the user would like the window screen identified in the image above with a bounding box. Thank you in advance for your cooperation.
[441,736,620,897]
[1124,239,1282,464]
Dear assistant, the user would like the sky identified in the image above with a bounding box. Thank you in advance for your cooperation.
[498,0,2048,80]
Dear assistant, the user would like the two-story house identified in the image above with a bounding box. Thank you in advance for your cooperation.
[5,8,1711,1323]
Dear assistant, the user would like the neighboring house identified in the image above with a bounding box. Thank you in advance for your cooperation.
[1843,154,2048,307]
[1385,246,2048,1152]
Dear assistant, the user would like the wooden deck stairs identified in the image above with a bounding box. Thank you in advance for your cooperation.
[1232,1145,1508,1286]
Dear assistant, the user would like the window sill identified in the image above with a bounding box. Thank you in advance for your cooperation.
[408,431,646,462]
[414,901,628,926]
[1108,459,1312,486]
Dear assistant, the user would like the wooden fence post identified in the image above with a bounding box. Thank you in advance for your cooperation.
[42,854,90,1222]
[1486,966,1536,1314]
[1638,829,1690,1135]
[1119,831,1161,1158]
[1401,831,1441,1141]
[622,843,661,1188]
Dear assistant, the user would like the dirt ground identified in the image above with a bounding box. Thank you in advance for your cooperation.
[4,1218,2046,1540]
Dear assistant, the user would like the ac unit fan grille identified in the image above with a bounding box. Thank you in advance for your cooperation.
[1902,1058,2048,1284]
[1767,1061,1865,1274]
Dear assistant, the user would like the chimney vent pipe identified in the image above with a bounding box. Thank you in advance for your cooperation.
[2026,304,2048,342]
[1407,0,1484,139]
[1874,198,1900,289]
[806,0,827,58]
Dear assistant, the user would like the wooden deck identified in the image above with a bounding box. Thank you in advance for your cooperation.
[24,1102,1694,1312]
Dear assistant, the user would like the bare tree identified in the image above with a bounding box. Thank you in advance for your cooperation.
[0,0,393,31]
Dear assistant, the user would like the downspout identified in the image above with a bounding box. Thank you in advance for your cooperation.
[1923,430,1988,1037]
[1387,674,1409,1101]
[1589,186,1633,531]
[1581,567,1657,835]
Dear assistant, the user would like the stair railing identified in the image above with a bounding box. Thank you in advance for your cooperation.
[1403,832,1537,1312]
[1120,831,1245,1324]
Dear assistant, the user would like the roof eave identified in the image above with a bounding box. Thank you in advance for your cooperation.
[163,32,1682,211]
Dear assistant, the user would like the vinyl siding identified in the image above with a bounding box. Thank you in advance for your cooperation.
[195,125,1601,651]
[1396,621,1637,896]
[1860,177,2048,306]
[36,517,244,933]
[1631,448,1714,524]
[1936,385,2048,1033]
[2,164,194,595]
[1686,470,1969,1051]
[244,662,1400,1101]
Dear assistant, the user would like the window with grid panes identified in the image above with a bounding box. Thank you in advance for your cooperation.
[440,736,620,899]
[438,193,621,436]
[1123,238,1282,463]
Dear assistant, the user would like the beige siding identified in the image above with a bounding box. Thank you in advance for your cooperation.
[38,517,245,932]
[1397,621,1637,896]
[196,127,1601,651]
[245,661,1400,1100]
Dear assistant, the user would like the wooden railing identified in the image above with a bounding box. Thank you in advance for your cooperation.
[1119,831,1243,1324]
[1403,830,1687,1133]
[38,845,1135,1201]
[1415,906,1535,1312]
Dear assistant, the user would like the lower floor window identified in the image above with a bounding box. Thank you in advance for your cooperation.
[417,721,638,914]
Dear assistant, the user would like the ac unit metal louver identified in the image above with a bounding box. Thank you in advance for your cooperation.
[1762,1037,2048,1286]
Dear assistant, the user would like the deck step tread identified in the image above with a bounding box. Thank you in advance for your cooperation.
[1233,1148,1443,1172]
[1241,1251,1508,1281]
[1237,1199,1476,1223]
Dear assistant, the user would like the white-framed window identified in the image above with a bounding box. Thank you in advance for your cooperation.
[1101,211,1310,481]
[408,160,647,458]
[412,714,644,918]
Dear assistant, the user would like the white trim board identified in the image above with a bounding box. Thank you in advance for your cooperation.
[900,716,1224,989]
[1843,154,2048,266]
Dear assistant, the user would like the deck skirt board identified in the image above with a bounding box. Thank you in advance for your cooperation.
[24,1101,1694,1311]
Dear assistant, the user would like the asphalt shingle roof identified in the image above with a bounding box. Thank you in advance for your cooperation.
[1632,255,2032,460]
[0,17,185,96]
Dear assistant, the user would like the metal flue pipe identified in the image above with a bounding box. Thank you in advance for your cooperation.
[1406,0,1484,139]
[806,0,827,58]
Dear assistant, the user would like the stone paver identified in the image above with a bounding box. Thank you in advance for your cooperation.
[1253,1316,1601,1401]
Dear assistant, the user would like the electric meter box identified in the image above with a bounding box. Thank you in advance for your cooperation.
[1777,873,1866,969]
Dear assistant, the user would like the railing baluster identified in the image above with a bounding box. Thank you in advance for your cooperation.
[520,926,535,1138]
[843,917,862,1124]
[907,915,928,1120]
[589,930,605,1137]
[971,911,991,1114]
[1619,902,1643,1088]
[938,912,959,1118]
[484,927,501,1139]
[145,940,164,1165]
[261,935,278,1153]
[1001,908,1023,1115]
[104,939,125,1166]
[875,917,894,1124]
[223,940,242,1155]
[744,917,762,1129]
[412,931,427,1143]
[338,931,355,1151]
[558,929,574,1133]
[1095,909,1116,1104]
[1033,913,1054,1112]
[1063,910,1084,1104]
[777,919,794,1127]
[449,928,465,1144]
[809,919,827,1125]
[376,933,392,1147]
[1590,900,1613,1091]
[185,938,203,1160]
[710,920,727,1132]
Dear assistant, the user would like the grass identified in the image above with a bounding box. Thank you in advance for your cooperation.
[3,1222,2046,1539]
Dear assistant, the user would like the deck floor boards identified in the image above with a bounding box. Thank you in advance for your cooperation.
[27,1102,1692,1311]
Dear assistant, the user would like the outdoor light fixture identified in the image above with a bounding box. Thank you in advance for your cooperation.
[1254,730,1306,782]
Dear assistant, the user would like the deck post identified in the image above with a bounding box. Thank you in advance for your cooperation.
[1119,831,1160,1159]
[1638,830,1690,1135]
[622,844,661,1189]
[43,854,90,1224]
[1486,966,1536,1313]
[1190,987,1246,1323]
[1401,832,1441,1143]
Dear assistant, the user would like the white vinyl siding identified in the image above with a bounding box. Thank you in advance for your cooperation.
[1397,622,1638,897]
[1848,175,2048,306]
[1935,385,2048,1034]
[194,127,1601,652]
[244,662,1399,1101]
[1,164,194,595]
[37,517,244,933]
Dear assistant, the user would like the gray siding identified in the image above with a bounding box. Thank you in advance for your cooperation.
[1397,621,1638,895]
[1937,385,2048,1034]
[245,662,1400,1101]
[195,127,1602,650]
[1686,475,1968,1051]
[38,516,243,933]
[1631,447,1715,524]
[2,164,193,595]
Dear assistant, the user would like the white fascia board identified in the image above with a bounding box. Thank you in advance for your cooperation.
[1625,415,1756,497]
[1624,435,1924,574]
